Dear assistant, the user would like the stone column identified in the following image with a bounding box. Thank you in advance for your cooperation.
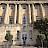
[4,4,9,24]
[14,4,17,24]
[28,4,31,23]
[19,4,22,24]
[32,4,36,21]
[0,4,3,16]
[40,4,45,18]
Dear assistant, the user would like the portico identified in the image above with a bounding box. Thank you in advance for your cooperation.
[0,1,48,46]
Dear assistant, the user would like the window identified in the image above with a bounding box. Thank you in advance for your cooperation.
[6,30,10,34]
[17,31,19,40]
[10,5,14,9]
[22,34,27,40]
[35,5,38,9]
[36,16,41,21]
[29,30,32,39]
[9,16,14,24]
[22,34,24,39]
[0,16,3,24]
[22,14,26,24]
[23,26,26,29]
[25,34,27,39]
[22,5,26,9]
[22,30,26,32]
[2,4,6,9]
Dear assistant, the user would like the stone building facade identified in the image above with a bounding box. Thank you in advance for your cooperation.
[0,1,48,45]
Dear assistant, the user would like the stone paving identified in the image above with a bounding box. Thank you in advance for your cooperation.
[0,42,37,48]
[11,46,37,48]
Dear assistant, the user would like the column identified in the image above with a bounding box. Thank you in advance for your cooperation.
[14,4,17,24]
[0,4,2,16]
[19,4,22,24]
[4,4,9,24]
[28,4,31,23]
[26,4,28,24]
[32,4,36,21]
[40,4,45,18]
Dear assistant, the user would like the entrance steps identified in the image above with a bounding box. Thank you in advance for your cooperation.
[11,45,37,48]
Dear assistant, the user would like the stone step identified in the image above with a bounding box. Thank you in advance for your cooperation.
[11,46,37,48]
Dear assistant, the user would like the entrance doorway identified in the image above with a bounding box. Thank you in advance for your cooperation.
[22,33,27,45]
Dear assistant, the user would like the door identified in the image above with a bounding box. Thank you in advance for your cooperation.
[22,33,27,45]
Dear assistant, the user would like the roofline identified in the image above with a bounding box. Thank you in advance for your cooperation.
[0,1,48,4]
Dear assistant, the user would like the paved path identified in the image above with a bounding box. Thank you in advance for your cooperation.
[11,46,37,48]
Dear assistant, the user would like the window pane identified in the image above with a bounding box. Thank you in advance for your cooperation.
[22,14,26,24]
[6,30,10,34]
[2,4,6,9]
[36,16,41,21]
[10,5,14,9]
[35,5,38,9]
[0,16,3,24]
[29,30,32,39]
[22,34,24,38]
[22,5,26,9]
[17,31,19,40]
[23,20,26,24]
[9,16,14,24]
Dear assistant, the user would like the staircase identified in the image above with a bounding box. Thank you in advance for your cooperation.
[11,45,37,48]
[0,42,37,48]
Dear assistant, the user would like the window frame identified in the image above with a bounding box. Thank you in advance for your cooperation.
[10,5,14,9]
[9,16,14,24]
[0,16,3,24]
[36,16,41,21]
[17,31,20,40]
[6,30,10,34]
[22,5,26,9]
[1,4,6,10]
[29,30,32,39]
[22,14,26,24]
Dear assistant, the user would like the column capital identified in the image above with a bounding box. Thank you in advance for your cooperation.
[27,3,30,5]
[19,4,21,5]
[5,3,9,5]
[40,3,43,5]
[6,3,9,6]
[17,3,21,5]
[32,3,35,5]
[14,3,17,5]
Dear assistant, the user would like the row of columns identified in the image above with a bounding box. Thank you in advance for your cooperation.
[0,0,35,1]
[4,3,45,24]
[32,3,45,21]
[40,4,45,18]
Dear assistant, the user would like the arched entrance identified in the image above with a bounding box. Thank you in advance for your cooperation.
[22,31,27,45]
[22,33,27,45]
